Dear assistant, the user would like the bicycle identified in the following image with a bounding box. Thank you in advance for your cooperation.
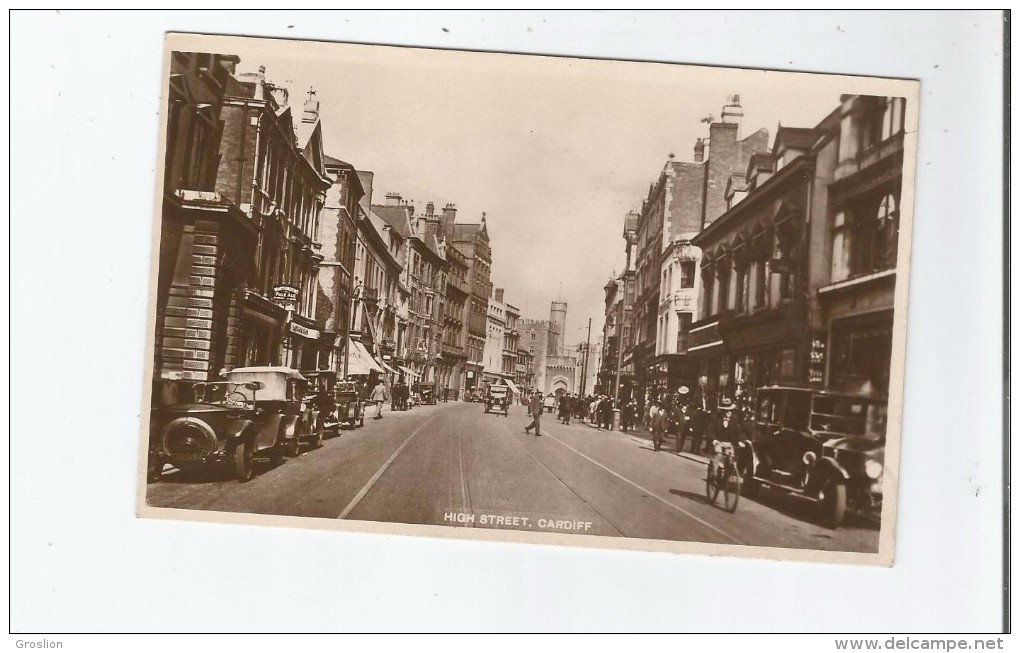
[705,440,743,512]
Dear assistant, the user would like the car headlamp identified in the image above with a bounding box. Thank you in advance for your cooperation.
[864,459,884,480]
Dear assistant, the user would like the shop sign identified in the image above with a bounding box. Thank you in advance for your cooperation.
[808,335,826,384]
[289,322,320,340]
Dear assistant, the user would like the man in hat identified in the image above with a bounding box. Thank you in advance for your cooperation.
[674,386,693,451]
[706,397,742,446]
[524,390,544,437]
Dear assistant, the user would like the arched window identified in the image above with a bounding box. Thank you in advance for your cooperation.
[875,193,899,269]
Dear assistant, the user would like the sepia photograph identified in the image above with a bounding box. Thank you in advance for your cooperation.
[138,31,919,566]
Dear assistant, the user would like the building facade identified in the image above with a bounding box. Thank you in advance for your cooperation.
[626,95,770,402]
[818,94,906,395]
[317,155,364,376]
[439,221,470,398]
[155,51,247,387]
[482,288,508,385]
[448,214,492,396]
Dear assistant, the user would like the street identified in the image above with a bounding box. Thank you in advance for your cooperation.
[147,402,879,552]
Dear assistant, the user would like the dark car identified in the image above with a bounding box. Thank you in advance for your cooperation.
[416,382,437,405]
[484,384,510,416]
[147,367,322,483]
[741,385,887,528]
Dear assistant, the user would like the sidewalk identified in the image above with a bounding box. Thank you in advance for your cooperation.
[576,417,709,464]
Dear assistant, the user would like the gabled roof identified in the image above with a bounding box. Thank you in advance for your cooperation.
[451,220,488,242]
[773,126,823,154]
[322,153,364,198]
[372,204,414,239]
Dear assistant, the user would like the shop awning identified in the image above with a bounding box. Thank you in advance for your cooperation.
[504,379,521,395]
[377,357,398,375]
[398,365,420,379]
[347,339,383,376]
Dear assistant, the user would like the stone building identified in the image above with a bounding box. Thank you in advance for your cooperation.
[690,109,843,404]
[439,222,469,398]
[154,51,244,385]
[156,59,333,388]
[219,73,332,371]
[627,95,770,401]
[817,94,906,395]
[482,288,508,385]
[519,301,580,397]
[447,214,492,396]
[316,155,364,375]
[373,194,448,383]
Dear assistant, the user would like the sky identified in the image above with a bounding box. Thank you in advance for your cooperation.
[221,40,846,344]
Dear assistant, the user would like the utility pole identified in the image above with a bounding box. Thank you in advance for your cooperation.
[579,317,592,396]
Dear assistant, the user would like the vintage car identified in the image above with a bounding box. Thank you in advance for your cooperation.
[416,382,437,405]
[484,384,510,416]
[741,385,887,528]
[147,366,322,483]
[331,380,366,429]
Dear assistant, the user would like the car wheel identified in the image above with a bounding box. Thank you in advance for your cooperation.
[818,477,847,528]
[147,458,163,483]
[232,439,254,482]
[285,434,301,457]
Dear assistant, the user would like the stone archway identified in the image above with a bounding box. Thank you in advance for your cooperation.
[550,375,570,399]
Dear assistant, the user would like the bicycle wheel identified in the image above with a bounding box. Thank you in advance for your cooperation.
[705,459,720,503]
[722,462,741,512]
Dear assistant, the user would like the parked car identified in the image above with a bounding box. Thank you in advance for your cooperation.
[485,384,510,416]
[147,367,322,483]
[741,385,887,528]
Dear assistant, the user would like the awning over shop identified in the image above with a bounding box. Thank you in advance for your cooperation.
[504,379,521,396]
[377,357,398,375]
[347,339,383,376]
[399,365,420,379]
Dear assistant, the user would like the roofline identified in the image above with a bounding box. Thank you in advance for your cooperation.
[692,155,814,247]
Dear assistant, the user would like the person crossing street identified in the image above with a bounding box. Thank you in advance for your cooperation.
[524,390,544,436]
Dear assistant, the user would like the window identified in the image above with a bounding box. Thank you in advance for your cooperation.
[831,211,850,282]
[680,261,695,288]
[702,269,715,317]
[734,263,748,314]
[845,192,900,277]
[677,312,692,352]
[717,264,731,312]
[881,98,905,141]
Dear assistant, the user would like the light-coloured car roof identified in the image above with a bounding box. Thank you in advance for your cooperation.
[227,366,307,381]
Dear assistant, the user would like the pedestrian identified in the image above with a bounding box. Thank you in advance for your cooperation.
[599,395,614,430]
[558,393,571,424]
[524,390,544,437]
[651,400,669,451]
[370,381,387,420]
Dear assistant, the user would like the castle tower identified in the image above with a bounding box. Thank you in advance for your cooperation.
[548,301,567,357]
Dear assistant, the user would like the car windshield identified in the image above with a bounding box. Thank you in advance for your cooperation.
[810,396,887,440]
[191,382,254,405]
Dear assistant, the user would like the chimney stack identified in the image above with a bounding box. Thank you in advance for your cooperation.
[441,203,457,236]
[694,138,706,163]
[425,201,435,217]
[721,94,743,138]
[495,288,505,303]
[302,88,319,124]
[385,192,402,206]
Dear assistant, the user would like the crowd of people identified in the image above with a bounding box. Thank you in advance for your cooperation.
[522,387,754,455]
